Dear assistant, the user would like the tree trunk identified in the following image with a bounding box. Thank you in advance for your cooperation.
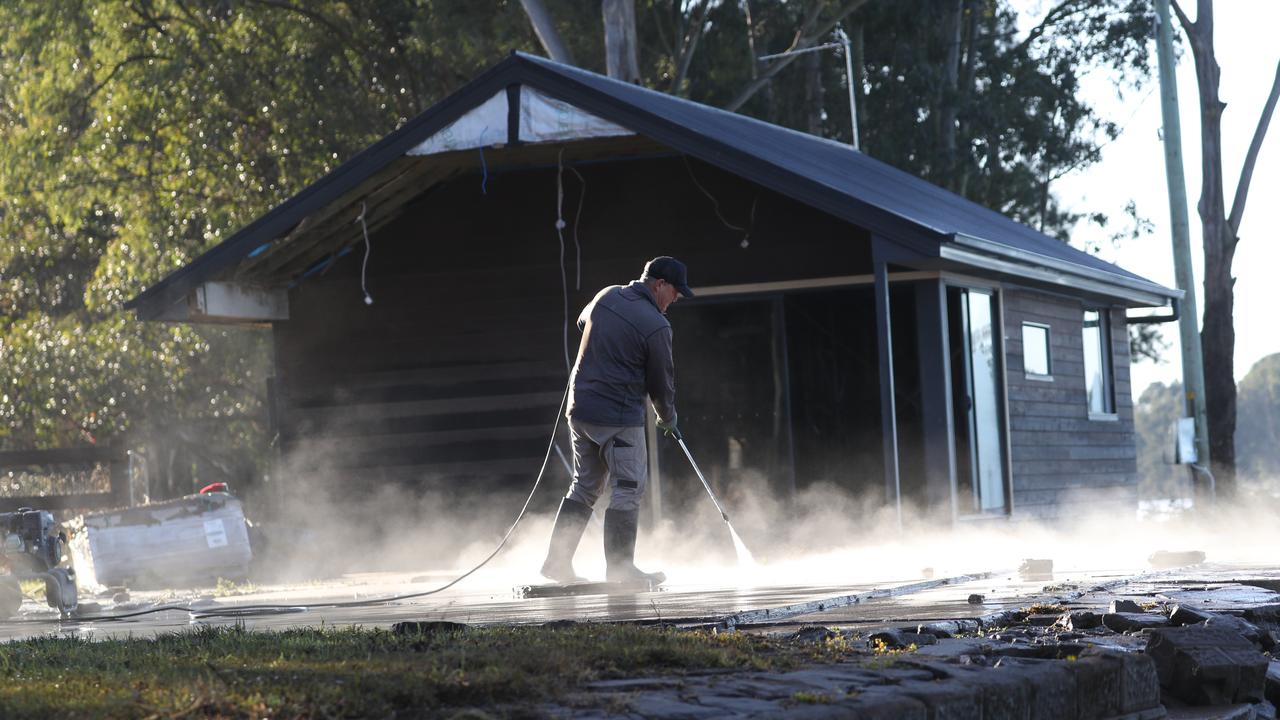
[519,0,575,65]
[1175,0,1237,493]
[603,0,641,82]
[937,0,964,190]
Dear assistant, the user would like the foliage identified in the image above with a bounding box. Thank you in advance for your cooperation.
[0,0,1167,499]
[0,1,540,495]
[1135,360,1280,495]
[1236,353,1280,482]
[1134,379,1188,497]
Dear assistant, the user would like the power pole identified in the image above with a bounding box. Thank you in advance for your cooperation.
[1154,0,1212,491]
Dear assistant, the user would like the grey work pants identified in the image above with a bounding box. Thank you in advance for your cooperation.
[565,418,648,513]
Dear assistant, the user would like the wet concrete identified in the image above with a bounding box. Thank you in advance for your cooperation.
[0,560,1221,642]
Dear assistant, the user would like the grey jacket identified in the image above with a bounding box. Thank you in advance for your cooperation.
[567,281,677,427]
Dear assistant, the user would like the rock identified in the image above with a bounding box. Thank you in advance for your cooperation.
[1170,604,1215,626]
[1109,599,1145,614]
[1204,614,1265,644]
[1018,558,1054,580]
[1145,626,1269,705]
[987,657,1079,719]
[787,625,835,642]
[1057,649,1161,719]
[868,630,937,649]
[980,609,1024,628]
[1267,662,1280,708]
[1263,630,1280,652]
[917,619,979,638]
[967,593,985,604]
[73,601,102,616]
[1063,610,1103,630]
[1102,612,1169,633]
[1244,605,1280,630]
[111,591,130,604]
[392,620,470,635]
[1149,549,1206,568]
[1027,613,1060,627]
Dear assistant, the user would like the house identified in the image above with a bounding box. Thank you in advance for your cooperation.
[126,52,1180,526]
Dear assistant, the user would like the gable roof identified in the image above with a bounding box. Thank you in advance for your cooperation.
[127,51,1176,318]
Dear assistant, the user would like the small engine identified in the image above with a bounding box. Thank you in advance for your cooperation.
[0,509,77,617]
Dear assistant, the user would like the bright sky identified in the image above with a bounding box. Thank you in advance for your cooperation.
[1024,2,1280,394]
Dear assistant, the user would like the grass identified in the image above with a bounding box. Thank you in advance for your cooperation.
[0,623,854,718]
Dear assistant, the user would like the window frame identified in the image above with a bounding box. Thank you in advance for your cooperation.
[1020,321,1053,381]
[1081,308,1117,420]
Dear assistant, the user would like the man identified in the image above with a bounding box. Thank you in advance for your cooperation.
[541,256,693,585]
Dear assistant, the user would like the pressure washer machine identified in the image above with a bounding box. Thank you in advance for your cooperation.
[0,509,77,618]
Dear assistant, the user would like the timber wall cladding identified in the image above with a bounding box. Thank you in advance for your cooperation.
[270,156,871,499]
[1002,289,1137,520]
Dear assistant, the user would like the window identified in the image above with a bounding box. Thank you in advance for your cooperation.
[1021,323,1051,378]
[1082,309,1115,416]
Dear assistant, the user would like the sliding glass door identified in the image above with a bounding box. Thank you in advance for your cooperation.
[948,287,1009,514]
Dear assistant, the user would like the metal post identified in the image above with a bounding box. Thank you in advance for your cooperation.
[872,247,902,529]
[757,31,860,149]
[835,27,860,150]
[1154,0,1211,480]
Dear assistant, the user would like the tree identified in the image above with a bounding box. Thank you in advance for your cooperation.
[0,1,541,497]
[1169,0,1280,493]
[1236,354,1280,483]
[1134,380,1186,497]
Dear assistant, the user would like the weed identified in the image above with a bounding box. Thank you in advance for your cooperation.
[790,691,833,704]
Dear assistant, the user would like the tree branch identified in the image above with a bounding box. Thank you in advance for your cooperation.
[1169,0,1201,54]
[668,0,711,95]
[1227,58,1280,237]
[519,0,575,65]
[1010,0,1090,57]
[725,0,872,112]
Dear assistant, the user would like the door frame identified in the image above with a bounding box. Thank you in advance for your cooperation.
[945,280,1014,519]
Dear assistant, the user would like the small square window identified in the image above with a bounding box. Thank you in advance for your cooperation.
[1022,323,1051,377]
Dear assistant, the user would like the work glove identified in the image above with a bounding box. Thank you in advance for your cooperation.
[657,418,681,440]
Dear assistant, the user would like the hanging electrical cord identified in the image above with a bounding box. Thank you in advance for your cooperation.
[32,383,571,627]
[556,148,572,373]
[569,165,586,291]
[355,202,374,305]
[682,155,755,248]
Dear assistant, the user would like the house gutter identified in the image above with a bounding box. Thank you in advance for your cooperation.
[945,233,1182,308]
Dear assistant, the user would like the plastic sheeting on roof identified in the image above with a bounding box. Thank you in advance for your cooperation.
[406,87,631,156]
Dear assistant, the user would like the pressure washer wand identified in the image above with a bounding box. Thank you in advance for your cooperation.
[672,431,731,524]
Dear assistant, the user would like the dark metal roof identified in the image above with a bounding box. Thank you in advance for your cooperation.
[127,51,1175,317]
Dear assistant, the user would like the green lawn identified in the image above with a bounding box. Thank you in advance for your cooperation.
[0,623,848,718]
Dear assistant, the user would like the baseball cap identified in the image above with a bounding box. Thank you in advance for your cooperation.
[641,256,694,298]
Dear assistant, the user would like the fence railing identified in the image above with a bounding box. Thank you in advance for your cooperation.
[0,444,130,512]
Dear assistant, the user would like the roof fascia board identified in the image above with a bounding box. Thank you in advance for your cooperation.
[938,243,1175,307]
[127,59,526,319]
[514,62,946,256]
[950,233,1180,303]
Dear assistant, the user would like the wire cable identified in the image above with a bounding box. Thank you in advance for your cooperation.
[38,383,572,626]
[356,202,374,305]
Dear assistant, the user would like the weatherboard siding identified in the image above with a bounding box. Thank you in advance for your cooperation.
[269,156,872,510]
[1002,290,1137,520]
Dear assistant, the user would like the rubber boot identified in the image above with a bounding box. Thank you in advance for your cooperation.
[603,508,666,585]
[540,497,593,584]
